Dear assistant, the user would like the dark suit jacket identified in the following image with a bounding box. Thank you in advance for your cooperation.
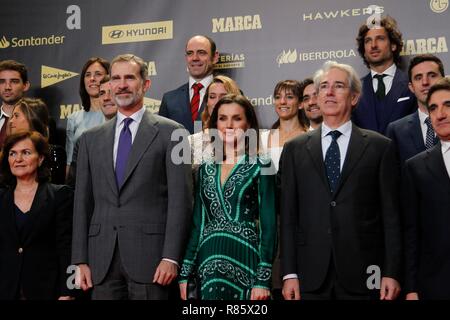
[279,124,402,294]
[158,83,206,134]
[386,111,425,164]
[0,183,74,300]
[403,143,450,299]
[71,110,193,288]
[352,69,416,135]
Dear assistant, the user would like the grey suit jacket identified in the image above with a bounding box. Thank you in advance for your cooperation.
[71,109,193,285]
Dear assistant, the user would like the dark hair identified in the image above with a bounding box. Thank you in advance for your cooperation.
[356,16,403,68]
[209,94,259,157]
[13,98,49,138]
[100,74,111,85]
[110,54,148,82]
[0,59,28,83]
[300,78,314,97]
[201,75,241,128]
[271,80,309,130]
[79,57,110,111]
[0,131,50,187]
[408,54,445,82]
[426,76,450,108]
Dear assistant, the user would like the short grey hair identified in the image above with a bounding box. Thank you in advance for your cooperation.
[313,60,362,95]
[110,54,148,81]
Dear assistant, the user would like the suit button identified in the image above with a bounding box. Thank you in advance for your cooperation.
[330,201,336,207]
[113,226,117,231]
[18,247,23,254]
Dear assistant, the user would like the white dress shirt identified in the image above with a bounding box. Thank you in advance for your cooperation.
[113,106,146,167]
[418,108,435,146]
[442,140,450,179]
[321,121,353,171]
[189,74,213,111]
[0,105,10,131]
[371,63,396,96]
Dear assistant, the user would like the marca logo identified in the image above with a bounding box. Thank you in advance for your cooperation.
[0,34,65,49]
[215,53,245,69]
[41,65,78,88]
[276,48,356,66]
[302,6,384,21]
[144,97,161,114]
[102,20,173,44]
[430,0,448,13]
[212,14,262,33]
[400,36,448,56]
[60,103,82,119]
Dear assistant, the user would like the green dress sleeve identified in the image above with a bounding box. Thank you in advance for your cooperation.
[179,167,204,283]
[253,158,277,289]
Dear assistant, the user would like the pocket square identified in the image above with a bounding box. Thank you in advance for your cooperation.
[397,96,410,102]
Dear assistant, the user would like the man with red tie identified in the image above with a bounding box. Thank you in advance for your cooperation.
[0,60,30,148]
[158,35,219,134]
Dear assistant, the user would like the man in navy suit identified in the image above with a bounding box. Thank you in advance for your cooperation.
[386,54,445,164]
[353,16,416,134]
[403,77,450,300]
[158,35,219,134]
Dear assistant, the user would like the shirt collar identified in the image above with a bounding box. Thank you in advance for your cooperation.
[116,105,146,127]
[441,140,450,154]
[189,74,213,90]
[417,108,429,124]
[321,120,352,138]
[0,105,10,118]
[371,63,396,78]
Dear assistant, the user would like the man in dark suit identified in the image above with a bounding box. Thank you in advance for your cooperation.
[158,35,219,134]
[352,16,416,134]
[0,60,30,148]
[403,77,450,300]
[386,54,445,164]
[280,60,402,300]
[71,54,193,300]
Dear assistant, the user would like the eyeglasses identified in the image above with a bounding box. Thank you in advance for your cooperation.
[318,82,349,93]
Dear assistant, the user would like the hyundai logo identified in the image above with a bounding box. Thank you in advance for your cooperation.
[109,30,124,39]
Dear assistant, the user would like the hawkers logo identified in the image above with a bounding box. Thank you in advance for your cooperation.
[108,30,124,39]
[430,0,448,13]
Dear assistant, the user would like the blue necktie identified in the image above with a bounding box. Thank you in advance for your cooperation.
[325,130,342,194]
[424,117,438,149]
[115,118,133,188]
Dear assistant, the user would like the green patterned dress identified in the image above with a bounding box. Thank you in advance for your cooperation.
[179,155,277,300]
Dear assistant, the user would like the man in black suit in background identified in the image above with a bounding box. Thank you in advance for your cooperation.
[280,60,402,300]
[352,16,416,134]
[403,77,450,300]
[386,54,445,164]
[158,35,219,134]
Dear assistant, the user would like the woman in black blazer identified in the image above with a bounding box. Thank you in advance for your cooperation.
[0,131,74,300]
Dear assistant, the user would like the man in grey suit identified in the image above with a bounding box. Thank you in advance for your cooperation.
[72,54,193,300]
[280,61,402,300]
[158,35,219,134]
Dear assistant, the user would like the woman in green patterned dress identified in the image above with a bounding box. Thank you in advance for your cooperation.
[179,94,277,300]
